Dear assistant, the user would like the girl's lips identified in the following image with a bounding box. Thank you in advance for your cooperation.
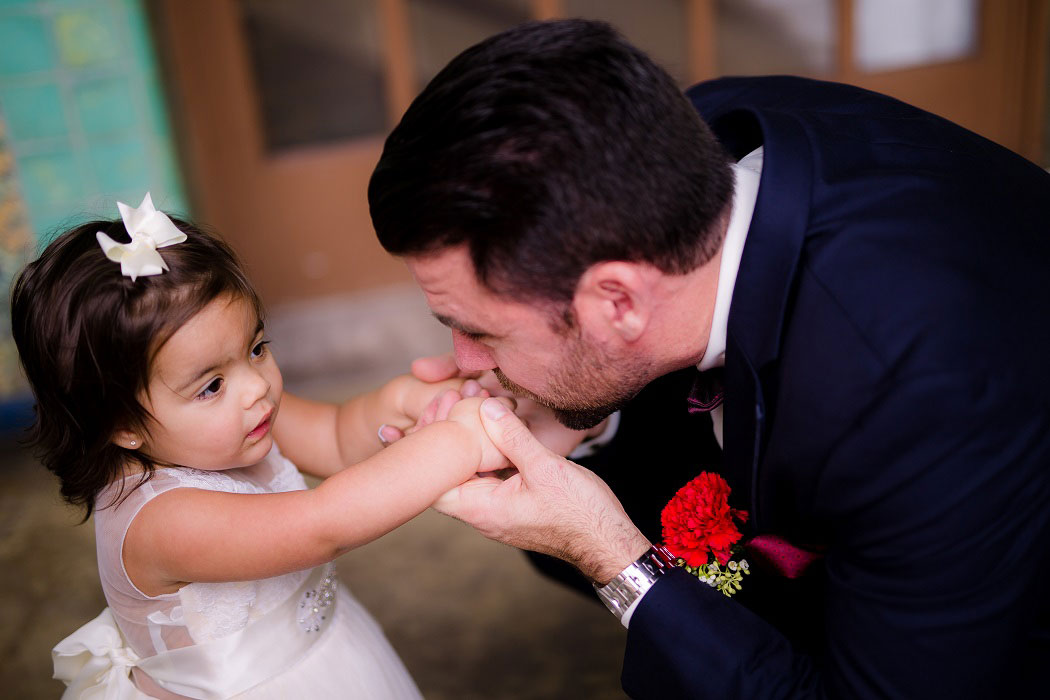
[248,411,273,440]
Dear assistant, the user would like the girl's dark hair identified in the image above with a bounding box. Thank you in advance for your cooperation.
[10,217,262,520]
[369,19,734,303]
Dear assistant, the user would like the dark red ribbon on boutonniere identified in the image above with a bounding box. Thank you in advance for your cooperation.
[660,472,824,595]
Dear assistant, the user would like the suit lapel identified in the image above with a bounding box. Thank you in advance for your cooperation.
[708,107,813,534]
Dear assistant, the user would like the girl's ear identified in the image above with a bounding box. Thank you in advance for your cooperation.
[111,430,141,450]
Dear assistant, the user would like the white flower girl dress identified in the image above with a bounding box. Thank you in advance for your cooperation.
[52,445,423,699]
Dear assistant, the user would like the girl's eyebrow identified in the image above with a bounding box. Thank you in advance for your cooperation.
[176,362,223,395]
[174,319,266,395]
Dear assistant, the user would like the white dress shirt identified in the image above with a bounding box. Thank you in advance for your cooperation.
[619,148,763,627]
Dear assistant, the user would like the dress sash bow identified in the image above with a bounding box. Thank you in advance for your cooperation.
[53,564,336,699]
[52,607,146,699]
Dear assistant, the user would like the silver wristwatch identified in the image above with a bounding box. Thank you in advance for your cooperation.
[593,544,678,621]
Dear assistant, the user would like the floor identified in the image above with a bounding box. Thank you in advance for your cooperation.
[0,287,630,699]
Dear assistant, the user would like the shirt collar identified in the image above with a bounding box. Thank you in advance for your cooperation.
[697,147,764,371]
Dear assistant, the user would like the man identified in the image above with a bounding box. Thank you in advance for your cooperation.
[368,19,1050,698]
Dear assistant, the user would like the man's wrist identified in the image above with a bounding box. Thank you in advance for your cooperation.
[593,544,677,622]
[587,534,652,585]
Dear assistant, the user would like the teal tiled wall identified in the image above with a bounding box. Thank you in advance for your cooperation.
[0,115,33,405]
[0,0,187,406]
[0,0,187,238]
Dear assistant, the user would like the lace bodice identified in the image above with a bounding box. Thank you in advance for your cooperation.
[93,444,312,658]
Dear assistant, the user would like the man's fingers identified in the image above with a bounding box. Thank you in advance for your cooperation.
[479,397,551,470]
[432,476,503,517]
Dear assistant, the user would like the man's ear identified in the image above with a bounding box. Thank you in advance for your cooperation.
[573,262,654,343]
[111,429,141,450]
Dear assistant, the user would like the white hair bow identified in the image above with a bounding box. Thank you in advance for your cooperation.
[96,192,186,281]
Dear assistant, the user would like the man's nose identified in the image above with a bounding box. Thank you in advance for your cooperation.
[452,331,497,372]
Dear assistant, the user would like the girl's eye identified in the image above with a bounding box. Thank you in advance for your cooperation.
[196,377,223,400]
[250,340,270,360]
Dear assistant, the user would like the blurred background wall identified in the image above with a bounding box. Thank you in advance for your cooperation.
[1,1,1048,698]
[0,0,189,429]
[1,0,1048,416]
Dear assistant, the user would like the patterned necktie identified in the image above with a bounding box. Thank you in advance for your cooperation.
[687,367,725,413]
[688,367,824,578]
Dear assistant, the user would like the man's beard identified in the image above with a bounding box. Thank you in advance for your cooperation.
[492,331,654,431]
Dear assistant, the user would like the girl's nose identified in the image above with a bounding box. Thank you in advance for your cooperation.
[243,366,271,408]
[452,330,497,372]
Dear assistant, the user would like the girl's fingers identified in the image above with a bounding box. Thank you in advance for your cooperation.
[434,389,463,421]
[377,424,405,447]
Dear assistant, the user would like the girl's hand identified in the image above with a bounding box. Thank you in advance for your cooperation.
[378,374,467,429]
[379,379,490,446]
[446,397,514,473]
[433,398,649,584]
[401,354,607,458]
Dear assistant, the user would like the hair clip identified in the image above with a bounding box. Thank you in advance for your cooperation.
[96,192,186,281]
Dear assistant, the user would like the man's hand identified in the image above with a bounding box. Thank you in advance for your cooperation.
[434,397,650,584]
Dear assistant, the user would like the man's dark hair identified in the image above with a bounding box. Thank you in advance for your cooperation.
[10,217,263,520]
[369,18,734,303]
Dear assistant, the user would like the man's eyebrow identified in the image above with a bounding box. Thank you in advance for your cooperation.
[432,312,489,338]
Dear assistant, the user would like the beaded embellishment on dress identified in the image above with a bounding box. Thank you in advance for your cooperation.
[297,563,337,633]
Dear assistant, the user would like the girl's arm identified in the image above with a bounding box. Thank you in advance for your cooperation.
[273,374,465,478]
[124,398,506,597]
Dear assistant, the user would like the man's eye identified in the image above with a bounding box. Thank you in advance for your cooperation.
[196,378,223,400]
[250,340,271,359]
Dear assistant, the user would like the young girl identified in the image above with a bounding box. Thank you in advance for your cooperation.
[10,194,512,699]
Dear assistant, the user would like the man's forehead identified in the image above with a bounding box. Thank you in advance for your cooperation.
[406,248,493,314]
[406,248,551,336]
[406,247,477,286]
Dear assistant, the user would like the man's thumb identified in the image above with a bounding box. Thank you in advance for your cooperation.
[480,397,549,469]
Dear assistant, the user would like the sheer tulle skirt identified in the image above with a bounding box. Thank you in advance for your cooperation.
[233,583,422,699]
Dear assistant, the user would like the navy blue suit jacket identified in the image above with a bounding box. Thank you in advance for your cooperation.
[600,76,1050,698]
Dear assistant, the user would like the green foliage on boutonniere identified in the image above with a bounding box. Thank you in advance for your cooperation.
[679,551,750,597]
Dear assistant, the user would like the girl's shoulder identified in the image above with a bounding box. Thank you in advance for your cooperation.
[96,443,307,518]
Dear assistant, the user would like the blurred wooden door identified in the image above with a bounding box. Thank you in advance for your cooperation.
[833,0,1047,164]
[153,0,556,306]
[154,0,1046,306]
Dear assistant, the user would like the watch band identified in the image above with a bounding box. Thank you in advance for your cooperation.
[593,544,677,620]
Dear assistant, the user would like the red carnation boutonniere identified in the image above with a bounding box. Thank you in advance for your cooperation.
[660,472,750,597]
